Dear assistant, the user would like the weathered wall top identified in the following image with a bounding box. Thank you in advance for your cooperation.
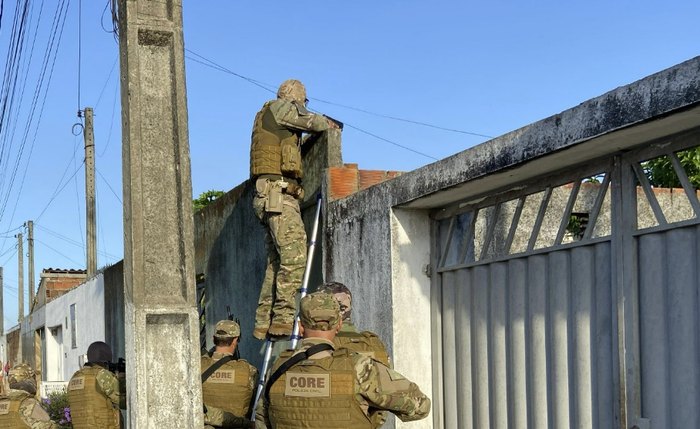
[338,56,700,210]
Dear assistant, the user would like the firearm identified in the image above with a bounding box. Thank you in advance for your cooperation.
[323,114,344,130]
[108,358,126,374]
[226,306,241,361]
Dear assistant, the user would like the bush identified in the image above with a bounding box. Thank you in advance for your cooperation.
[41,390,72,428]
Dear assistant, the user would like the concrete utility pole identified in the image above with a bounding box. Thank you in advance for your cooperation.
[27,221,34,310]
[16,233,23,363]
[16,234,23,323]
[0,267,4,335]
[84,107,97,277]
[118,1,203,427]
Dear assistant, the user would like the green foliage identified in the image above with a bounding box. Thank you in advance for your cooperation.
[193,190,225,212]
[41,390,72,428]
[644,147,700,189]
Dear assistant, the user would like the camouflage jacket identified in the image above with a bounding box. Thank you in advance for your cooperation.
[203,404,253,428]
[258,338,430,427]
[0,389,58,428]
[266,99,330,135]
[91,364,125,410]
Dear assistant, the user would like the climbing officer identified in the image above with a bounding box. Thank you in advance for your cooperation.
[258,292,431,428]
[0,364,57,428]
[67,341,125,429]
[250,79,340,339]
[201,320,257,428]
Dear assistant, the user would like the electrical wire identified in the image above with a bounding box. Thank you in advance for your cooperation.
[35,238,83,267]
[35,159,85,222]
[96,168,122,204]
[184,48,493,138]
[34,223,119,260]
[94,58,117,108]
[77,0,81,114]
[98,80,118,157]
[0,0,71,230]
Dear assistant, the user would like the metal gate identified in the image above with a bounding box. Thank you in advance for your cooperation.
[432,128,700,428]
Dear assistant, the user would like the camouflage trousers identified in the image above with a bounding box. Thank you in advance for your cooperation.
[253,189,307,331]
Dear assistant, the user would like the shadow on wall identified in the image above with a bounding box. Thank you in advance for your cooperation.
[198,182,268,369]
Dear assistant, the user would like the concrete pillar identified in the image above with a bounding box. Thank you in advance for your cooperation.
[0,267,3,335]
[84,108,97,277]
[117,1,203,427]
[27,221,34,309]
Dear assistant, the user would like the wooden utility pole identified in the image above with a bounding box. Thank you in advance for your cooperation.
[84,107,97,277]
[118,0,203,426]
[27,221,34,310]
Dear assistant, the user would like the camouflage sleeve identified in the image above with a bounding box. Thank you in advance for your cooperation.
[269,99,330,133]
[20,398,58,429]
[254,399,271,429]
[203,405,253,428]
[355,355,431,422]
[248,363,259,394]
[96,369,124,409]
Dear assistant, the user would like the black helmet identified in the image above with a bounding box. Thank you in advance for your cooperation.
[87,341,113,363]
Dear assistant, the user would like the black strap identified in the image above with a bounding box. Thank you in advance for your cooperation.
[201,355,235,384]
[264,343,334,403]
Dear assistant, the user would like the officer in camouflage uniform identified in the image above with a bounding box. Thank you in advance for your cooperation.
[68,341,125,429]
[250,79,340,339]
[201,320,258,428]
[319,281,391,427]
[0,363,57,428]
[258,292,431,428]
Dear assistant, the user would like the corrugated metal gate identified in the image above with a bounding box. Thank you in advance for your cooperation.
[431,129,700,428]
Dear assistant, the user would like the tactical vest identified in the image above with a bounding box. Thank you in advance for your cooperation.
[268,348,372,429]
[334,330,390,367]
[0,391,30,429]
[250,101,303,179]
[201,355,256,417]
[68,366,120,429]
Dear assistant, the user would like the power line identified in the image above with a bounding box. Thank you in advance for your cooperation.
[36,159,85,222]
[35,223,119,260]
[35,238,83,267]
[96,167,122,204]
[184,48,493,139]
[94,58,117,108]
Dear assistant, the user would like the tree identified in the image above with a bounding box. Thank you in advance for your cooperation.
[193,190,225,212]
[644,147,700,189]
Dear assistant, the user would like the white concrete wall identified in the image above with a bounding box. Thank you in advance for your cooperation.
[391,209,433,429]
[44,274,105,381]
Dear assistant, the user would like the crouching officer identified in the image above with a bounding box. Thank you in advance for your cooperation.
[258,292,431,428]
[0,364,57,428]
[201,320,258,428]
[68,341,124,429]
[319,281,391,427]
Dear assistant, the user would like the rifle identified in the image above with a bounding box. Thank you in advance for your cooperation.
[108,358,126,374]
[323,114,344,130]
[226,306,241,360]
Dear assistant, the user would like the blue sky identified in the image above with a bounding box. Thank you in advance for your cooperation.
[0,1,698,326]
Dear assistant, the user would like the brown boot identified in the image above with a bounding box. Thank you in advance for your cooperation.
[253,326,269,340]
[267,322,293,337]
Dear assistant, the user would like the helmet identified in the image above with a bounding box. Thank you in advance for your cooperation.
[87,341,113,363]
[318,281,352,321]
[8,363,35,384]
[277,79,307,104]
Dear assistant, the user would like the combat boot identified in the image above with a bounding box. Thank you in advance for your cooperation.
[267,322,293,337]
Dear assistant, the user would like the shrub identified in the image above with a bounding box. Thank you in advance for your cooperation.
[41,390,72,428]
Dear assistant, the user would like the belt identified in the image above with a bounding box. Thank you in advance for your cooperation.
[256,174,299,186]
